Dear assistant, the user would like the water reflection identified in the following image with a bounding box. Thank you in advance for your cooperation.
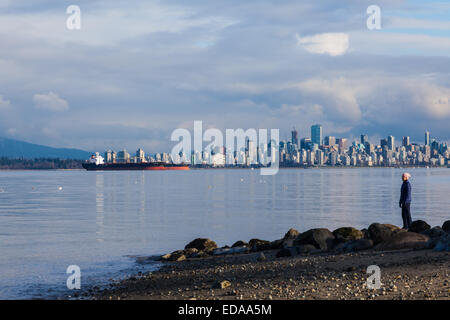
[95,173,104,242]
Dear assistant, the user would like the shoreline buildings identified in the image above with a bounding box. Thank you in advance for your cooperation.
[100,127,449,168]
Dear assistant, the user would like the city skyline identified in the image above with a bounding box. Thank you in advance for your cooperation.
[103,125,444,155]
[94,125,449,168]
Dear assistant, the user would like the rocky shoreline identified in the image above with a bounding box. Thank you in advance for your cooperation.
[92,220,450,300]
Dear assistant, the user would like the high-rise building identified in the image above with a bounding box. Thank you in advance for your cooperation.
[311,124,323,146]
[104,150,113,163]
[361,134,368,145]
[136,148,145,163]
[387,135,395,150]
[300,137,312,150]
[402,136,410,147]
[425,130,430,146]
[336,138,347,153]
[291,129,299,148]
[117,150,130,163]
[324,136,336,146]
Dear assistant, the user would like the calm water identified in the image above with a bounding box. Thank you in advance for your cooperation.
[0,168,449,299]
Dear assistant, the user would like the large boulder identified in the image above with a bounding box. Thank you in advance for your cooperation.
[232,240,249,248]
[293,228,335,250]
[368,223,401,244]
[409,220,430,233]
[167,250,187,262]
[212,246,249,256]
[183,248,199,257]
[249,239,271,251]
[271,228,302,249]
[442,220,450,233]
[284,228,300,239]
[332,227,363,242]
[296,244,318,254]
[361,228,370,239]
[276,247,295,258]
[433,233,450,252]
[185,238,218,252]
[422,226,446,239]
[269,239,284,250]
[375,232,429,251]
[340,239,374,252]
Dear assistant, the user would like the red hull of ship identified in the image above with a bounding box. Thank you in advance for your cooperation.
[82,162,190,171]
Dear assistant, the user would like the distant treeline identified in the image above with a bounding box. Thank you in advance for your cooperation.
[0,157,84,169]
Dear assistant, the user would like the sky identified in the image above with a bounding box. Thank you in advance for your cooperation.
[0,0,449,153]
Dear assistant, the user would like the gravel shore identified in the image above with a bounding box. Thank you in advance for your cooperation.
[92,248,449,300]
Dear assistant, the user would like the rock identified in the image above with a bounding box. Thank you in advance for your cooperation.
[368,223,401,244]
[269,239,284,250]
[333,242,345,252]
[276,248,294,258]
[332,234,347,246]
[183,248,199,257]
[409,220,430,233]
[160,253,172,261]
[175,255,186,262]
[272,230,301,249]
[249,239,271,251]
[333,227,363,242]
[375,232,429,251]
[212,280,231,289]
[232,240,248,247]
[442,220,450,233]
[426,236,441,249]
[212,246,249,256]
[361,228,370,239]
[293,228,335,250]
[168,250,187,262]
[341,239,373,252]
[185,238,218,252]
[295,244,317,254]
[422,226,446,238]
[284,228,300,239]
[191,250,209,258]
[433,233,450,252]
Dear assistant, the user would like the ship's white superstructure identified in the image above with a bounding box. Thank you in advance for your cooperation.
[89,152,104,165]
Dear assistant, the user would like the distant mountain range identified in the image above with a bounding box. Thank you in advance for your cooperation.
[0,138,92,160]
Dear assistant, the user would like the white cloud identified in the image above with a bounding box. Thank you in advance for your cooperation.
[295,32,349,56]
[33,92,69,112]
[409,83,450,119]
[295,78,362,122]
[0,95,10,109]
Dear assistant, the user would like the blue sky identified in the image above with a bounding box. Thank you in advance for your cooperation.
[0,0,449,152]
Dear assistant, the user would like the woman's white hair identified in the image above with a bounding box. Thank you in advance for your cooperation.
[403,172,411,179]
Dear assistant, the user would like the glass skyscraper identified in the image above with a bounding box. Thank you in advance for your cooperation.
[425,130,430,146]
[311,124,323,146]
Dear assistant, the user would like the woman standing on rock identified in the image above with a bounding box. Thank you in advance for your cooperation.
[399,172,412,229]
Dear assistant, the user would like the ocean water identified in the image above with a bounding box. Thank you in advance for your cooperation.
[0,168,448,299]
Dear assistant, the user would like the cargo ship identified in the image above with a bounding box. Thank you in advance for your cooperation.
[82,153,189,171]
